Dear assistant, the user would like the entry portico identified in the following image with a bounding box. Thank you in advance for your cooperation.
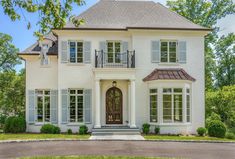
[93,68,136,128]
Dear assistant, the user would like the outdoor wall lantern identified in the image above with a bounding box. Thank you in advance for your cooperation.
[112,81,117,87]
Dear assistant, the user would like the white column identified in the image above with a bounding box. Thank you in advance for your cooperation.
[128,82,131,126]
[130,79,136,128]
[95,79,101,128]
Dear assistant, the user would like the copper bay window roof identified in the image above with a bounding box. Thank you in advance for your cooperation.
[143,68,196,82]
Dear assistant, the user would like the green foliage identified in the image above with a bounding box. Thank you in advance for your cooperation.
[40,124,60,134]
[154,127,160,134]
[0,0,85,38]
[0,114,7,129]
[0,33,20,71]
[67,129,73,135]
[167,0,235,90]
[0,69,25,117]
[142,123,150,135]
[206,85,235,128]
[197,127,207,136]
[4,116,26,133]
[206,112,221,128]
[79,125,88,135]
[208,120,227,138]
[215,33,235,87]
[225,132,235,139]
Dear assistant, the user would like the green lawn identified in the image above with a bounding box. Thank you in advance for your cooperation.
[144,135,235,142]
[20,156,179,159]
[0,133,90,140]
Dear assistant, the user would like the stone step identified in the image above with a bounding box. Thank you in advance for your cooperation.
[91,126,141,135]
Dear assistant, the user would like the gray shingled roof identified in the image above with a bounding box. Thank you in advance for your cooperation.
[65,0,209,30]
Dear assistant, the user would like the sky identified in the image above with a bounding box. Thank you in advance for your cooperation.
[0,0,234,70]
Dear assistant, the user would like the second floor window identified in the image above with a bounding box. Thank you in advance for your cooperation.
[161,41,177,63]
[107,41,121,63]
[69,41,83,63]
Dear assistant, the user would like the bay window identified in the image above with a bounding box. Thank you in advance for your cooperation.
[69,89,84,123]
[36,90,50,122]
[150,89,158,123]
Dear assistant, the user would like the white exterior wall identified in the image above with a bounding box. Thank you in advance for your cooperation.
[23,30,205,134]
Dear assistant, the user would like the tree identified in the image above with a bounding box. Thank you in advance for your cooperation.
[0,69,25,117]
[167,0,235,90]
[215,33,235,87]
[0,0,85,39]
[0,33,20,71]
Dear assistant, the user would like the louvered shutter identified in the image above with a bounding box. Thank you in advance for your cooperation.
[61,41,68,63]
[122,41,128,64]
[61,89,68,124]
[151,40,160,63]
[50,90,58,124]
[84,89,92,124]
[28,90,36,124]
[83,41,91,63]
[178,41,187,63]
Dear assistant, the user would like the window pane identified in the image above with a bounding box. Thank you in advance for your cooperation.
[44,96,50,122]
[161,42,168,62]
[150,89,157,94]
[77,90,83,94]
[163,95,172,122]
[169,42,177,62]
[163,88,172,93]
[174,88,182,93]
[70,42,76,63]
[150,94,157,123]
[70,90,76,94]
[187,94,190,122]
[174,94,182,122]
[77,42,83,63]
[45,90,50,95]
[69,96,76,122]
[37,96,43,122]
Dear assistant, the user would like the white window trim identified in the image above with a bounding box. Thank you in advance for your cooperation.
[106,40,122,64]
[68,88,85,124]
[160,40,178,64]
[186,87,192,123]
[68,40,84,64]
[149,89,158,123]
[35,89,51,124]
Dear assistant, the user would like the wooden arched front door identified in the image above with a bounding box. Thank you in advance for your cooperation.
[106,87,123,124]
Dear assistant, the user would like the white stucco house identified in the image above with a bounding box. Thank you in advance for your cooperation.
[19,0,210,135]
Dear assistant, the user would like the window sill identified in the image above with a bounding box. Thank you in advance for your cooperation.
[34,122,51,126]
[67,123,84,126]
[66,63,87,66]
[149,122,192,126]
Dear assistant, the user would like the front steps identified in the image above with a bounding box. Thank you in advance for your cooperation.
[91,126,141,135]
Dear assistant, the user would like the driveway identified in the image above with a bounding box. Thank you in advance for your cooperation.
[0,141,234,159]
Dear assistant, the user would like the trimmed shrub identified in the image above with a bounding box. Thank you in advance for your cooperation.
[4,116,26,133]
[79,125,88,135]
[40,124,60,134]
[67,129,73,135]
[142,123,150,134]
[225,132,235,139]
[208,120,226,138]
[154,127,160,134]
[0,114,7,129]
[197,127,207,136]
[206,112,221,128]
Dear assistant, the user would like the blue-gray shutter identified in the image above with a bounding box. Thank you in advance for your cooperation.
[28,90,36,124]
[61,89,68,124]
[151,40,160,63]
[61,41,68,63]
[122,41,128,64]
[178,41,187,63]
[50,90,58,124]
[99,41,107,64]
[84,41,91,63]
[84,89,92,124]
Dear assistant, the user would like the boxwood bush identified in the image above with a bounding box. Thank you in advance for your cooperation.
[67,129,73,135]
[208,120,226,138]
[197,127,207,136]
[154,127,160,134]
[79,125,88,135]
[4,116,26,133]
[40,124,61,134]
[225,132,235,139]
[142,123,150,134]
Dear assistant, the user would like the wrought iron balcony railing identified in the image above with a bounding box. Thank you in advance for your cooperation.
[95,50,135,68]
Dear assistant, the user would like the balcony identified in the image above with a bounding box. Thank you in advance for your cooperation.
[95,50,135,68]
